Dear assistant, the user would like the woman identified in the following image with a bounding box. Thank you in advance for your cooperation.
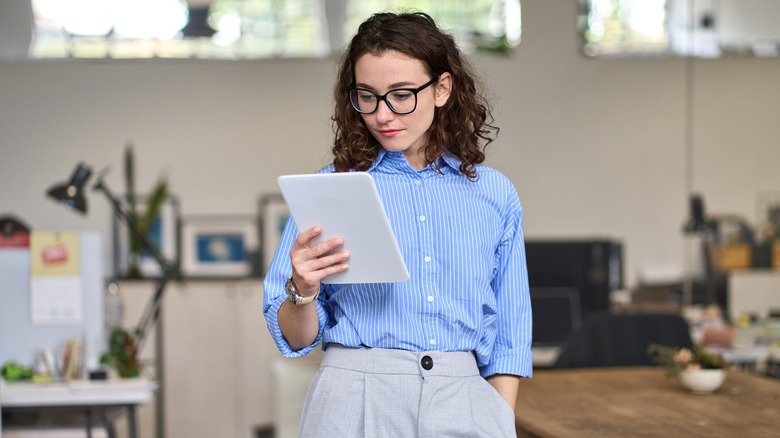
[263,11,532,437]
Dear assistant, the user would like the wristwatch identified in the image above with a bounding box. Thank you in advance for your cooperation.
[285,277,319,305]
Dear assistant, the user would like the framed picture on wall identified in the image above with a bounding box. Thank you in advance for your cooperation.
[259,193,290,276]
[180,215,260,278]
[113,195,181,279]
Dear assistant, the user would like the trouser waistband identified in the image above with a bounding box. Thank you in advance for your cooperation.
[322,344,479,377]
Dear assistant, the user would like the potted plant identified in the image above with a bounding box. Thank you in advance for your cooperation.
[648,343,728,393]
[100,327,141,378]
[123,143,169,279]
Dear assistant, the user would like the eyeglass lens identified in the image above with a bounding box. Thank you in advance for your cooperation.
[349,75,439,115]
[351,89,417,114]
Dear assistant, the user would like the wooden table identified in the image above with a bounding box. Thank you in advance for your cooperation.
[515,367,780,437]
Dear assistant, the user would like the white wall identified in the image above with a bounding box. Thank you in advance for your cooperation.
[1,0,779,286]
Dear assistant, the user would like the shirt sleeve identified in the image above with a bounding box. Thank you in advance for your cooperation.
[481,185,533,378]
[262,215,330,357]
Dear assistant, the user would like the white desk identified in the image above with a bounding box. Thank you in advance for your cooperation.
[1,378,157,438]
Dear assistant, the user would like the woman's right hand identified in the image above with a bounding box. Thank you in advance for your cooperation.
[289,226,350,298]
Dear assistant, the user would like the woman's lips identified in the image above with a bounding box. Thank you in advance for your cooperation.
[379,129,401,137]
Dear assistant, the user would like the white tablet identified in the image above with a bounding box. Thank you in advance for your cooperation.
[277,172,410,284]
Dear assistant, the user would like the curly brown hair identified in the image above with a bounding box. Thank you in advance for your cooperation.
[331,11,498,180]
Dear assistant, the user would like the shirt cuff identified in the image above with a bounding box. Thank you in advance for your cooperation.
[264,294,329,358]
[480,347,533,379]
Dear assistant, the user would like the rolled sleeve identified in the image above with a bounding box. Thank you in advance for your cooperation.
[263,292,329,357]
[482,191,533,379]
[262,215,328,357]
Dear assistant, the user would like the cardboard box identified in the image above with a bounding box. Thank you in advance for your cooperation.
[773,243,780,269]
[711,243,752,271]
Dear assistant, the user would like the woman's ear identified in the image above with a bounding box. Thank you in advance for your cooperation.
[434,72,452,107]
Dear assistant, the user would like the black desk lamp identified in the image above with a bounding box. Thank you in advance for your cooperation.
[681,193,716,307]
[683,194,712,235]
[47,162,178,351]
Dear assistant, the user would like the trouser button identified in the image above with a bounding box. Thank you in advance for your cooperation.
[421,355,433,370]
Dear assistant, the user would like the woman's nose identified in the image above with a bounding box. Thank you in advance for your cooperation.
[374,100,395,123]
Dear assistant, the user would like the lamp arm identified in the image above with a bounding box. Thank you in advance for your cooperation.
[92,174,177,348]
[134,276,169,352]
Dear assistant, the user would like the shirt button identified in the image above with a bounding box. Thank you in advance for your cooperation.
[427,295,434,302]
[419,215,426,222]
[429,338,436,346]
[415,180,422,186]
[421,355,433,370]
[424,256,431,262]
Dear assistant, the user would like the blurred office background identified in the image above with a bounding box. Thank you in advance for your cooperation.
[1,0,779,437]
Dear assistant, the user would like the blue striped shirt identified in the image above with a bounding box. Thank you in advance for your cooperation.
[263,149,533,378]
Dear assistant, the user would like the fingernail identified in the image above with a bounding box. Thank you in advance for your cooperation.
[335,238,343,245]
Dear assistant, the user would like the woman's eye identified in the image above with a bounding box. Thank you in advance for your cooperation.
[391,92,412,101]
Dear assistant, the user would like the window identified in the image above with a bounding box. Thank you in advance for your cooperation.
[345,0,521,54]
[579,0,669,57]
[580,0,780,58]
[21,0,521,60]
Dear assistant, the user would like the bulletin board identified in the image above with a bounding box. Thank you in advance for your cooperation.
[0,232,104,371]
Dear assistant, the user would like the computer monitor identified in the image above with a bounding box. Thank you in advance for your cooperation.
[531,287,581,348]
[525,239,623,320]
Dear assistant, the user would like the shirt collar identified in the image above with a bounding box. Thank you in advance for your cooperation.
[438,152,463,174]
[369,148,464,175]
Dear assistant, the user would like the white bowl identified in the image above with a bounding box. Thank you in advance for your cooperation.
[679,369,726,394]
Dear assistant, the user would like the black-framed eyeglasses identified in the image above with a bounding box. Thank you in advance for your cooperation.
[348,75,440,115]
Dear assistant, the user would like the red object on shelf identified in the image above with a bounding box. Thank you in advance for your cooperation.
[0,215,31,248]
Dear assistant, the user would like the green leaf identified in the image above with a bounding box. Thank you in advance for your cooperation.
[137,178,168,237]
[124,142,137,216]
[121,142,169,279]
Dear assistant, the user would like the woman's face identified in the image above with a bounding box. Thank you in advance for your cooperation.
[353,50,450,170]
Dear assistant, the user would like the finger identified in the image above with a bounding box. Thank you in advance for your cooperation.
[294,226,322,249]
[292,250,349,288]
[292,249,348,280]
[302,261,349,285]
[322,262,349,278]
[309,250,350,271]
[306,237,344,259]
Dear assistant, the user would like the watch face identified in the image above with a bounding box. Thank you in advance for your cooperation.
[285,278,298,303]
[286,277,318,305]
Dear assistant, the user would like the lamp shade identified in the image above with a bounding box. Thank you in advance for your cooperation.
[682,193,716,234]
[180,6,216,38]
[46,163,92,214]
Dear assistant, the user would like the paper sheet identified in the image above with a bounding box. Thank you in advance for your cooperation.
[29,232,82,324]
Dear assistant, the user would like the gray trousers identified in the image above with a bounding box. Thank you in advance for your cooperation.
[299,345,517,438]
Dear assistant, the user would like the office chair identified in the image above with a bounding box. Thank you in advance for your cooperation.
[553,311,694,369]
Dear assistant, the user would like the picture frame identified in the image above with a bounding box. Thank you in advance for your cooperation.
[259,193,290,276]
[113,195,181,279]
[180,215,259,278]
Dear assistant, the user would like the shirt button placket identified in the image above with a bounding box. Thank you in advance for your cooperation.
[416,176,436,350]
